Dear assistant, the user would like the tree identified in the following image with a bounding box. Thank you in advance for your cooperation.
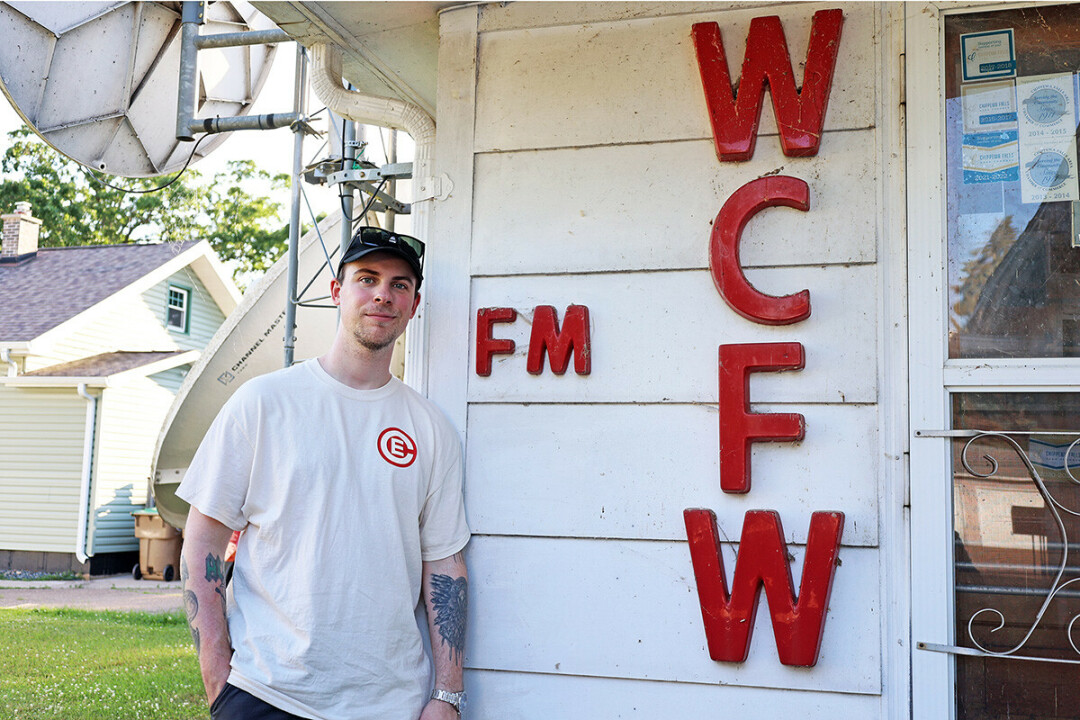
[951,216,1018,323]
[0,126,291,281]
[199,159,290,276]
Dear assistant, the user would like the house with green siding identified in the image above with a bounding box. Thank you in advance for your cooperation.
[0,202,239,575]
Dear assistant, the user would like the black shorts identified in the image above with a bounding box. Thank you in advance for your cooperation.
[210,683,307,720]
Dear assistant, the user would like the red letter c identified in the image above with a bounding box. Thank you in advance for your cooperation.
[710,176,811,325]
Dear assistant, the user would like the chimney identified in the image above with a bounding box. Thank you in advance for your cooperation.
[1,201,42,263]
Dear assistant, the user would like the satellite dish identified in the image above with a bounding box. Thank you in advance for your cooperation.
[0,0,279,177]
[153,211,345,529]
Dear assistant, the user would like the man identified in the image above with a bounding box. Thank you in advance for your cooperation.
[177,227,470,720]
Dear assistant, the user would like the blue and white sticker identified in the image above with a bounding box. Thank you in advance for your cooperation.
[1017,73,1077,140]
[1029,437,1080,472]
[961,79,1017,133]
[960,29,1016,82]
[962,130,1018,184]
[1021,145,1078,203]
[1016,73,1079,203]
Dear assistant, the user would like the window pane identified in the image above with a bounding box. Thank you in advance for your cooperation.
[167,287,187,330]
[952,393,1080,720]
[945,7,1080,359]
[167,306,185,329]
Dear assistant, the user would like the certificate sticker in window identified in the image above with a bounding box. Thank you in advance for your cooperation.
[960,28,1016,82]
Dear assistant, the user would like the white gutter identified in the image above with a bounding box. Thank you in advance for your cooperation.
[309,42,437,394]
[0,376,110,388]
[75,383,98,564]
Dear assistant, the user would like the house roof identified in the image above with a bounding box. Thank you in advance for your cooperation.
[0,241,200,342]
[1,349,200,387]
[21,351,192,377]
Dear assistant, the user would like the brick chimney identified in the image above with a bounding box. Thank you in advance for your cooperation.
[1,201,42,263]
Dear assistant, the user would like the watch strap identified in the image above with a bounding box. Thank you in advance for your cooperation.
[431,688,466,714]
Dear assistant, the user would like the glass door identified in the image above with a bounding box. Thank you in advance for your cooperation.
[909,4,1080,718]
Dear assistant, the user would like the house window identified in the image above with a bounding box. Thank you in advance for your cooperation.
[167,285,190,333]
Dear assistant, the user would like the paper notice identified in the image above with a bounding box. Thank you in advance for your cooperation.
[1017,73,1079,203]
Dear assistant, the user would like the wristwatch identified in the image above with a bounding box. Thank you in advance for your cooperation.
[431,688,467,716]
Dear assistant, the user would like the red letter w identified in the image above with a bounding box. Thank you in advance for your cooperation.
[692,9,844,162]
[683,508,844,666]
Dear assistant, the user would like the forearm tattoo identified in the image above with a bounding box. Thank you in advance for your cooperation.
[430,573,468,664]
[180,551,229,657]
[205,551,228,616]
[180,557,201,654]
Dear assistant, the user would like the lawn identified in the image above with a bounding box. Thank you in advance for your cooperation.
[0,608,207,720]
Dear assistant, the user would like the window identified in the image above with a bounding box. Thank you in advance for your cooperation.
[951,394,1080,720]
[944,5,1080,360]
[910,5,1080,719]
[167,285,189,333]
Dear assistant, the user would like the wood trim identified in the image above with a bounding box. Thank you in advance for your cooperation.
[426,5,479,437]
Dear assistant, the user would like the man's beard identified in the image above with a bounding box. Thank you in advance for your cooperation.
[353,329,396,352]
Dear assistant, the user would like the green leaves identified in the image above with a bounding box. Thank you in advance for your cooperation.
[0,126,290,285]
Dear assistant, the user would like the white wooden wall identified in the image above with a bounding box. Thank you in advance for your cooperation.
[429,3,907,717]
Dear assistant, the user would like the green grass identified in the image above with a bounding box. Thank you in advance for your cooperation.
[0,571,83,581]
[0,608,207,720]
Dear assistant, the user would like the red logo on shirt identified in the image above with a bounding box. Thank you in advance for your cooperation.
[378,427,417,468]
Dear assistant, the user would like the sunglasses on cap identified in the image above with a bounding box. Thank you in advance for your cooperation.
[338,227,425,286]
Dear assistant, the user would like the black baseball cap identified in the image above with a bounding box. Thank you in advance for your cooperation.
[338,227,424,289]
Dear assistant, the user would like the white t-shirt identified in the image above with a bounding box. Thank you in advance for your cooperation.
[176,359,470,720]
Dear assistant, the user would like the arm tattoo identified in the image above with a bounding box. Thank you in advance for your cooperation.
[205,552,226,583]
[180,557,201,655]
[205,552,228,616]
[430,574,468,664]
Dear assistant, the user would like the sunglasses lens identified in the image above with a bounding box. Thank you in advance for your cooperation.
[401,237,424,261]
[360,229,423,260]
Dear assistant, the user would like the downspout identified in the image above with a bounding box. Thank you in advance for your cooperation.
[0,348,17,377]
[75,384,98,564]
[308,43,436,394]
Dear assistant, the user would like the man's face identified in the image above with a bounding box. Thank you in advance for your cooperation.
[330,252,421,353]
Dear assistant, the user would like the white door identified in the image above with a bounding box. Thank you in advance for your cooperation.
[909,3,1080,718]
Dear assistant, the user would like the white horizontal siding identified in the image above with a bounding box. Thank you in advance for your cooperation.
[89,377,177,554]
[472,131,878,276]
[474,2,875,152]
[149,366,190,394]
[466,402,879,545]
[145,266,228,350]
[469,267,879,404]
[0,386,86,552]
[466,669,880,720]
[27,263,226,371]
[29,292,178,370]
[446,1,892,712]
[466,535,880,694]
